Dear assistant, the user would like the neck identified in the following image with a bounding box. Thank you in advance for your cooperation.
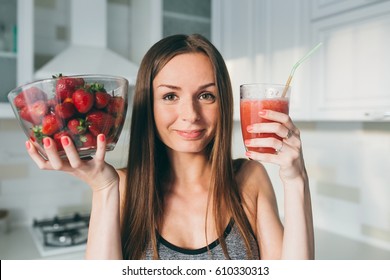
[166,151,213,193]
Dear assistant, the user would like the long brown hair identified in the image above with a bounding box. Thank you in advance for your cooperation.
[121,34,254,259]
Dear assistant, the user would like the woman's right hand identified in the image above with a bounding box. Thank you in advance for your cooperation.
[26,134,119,192]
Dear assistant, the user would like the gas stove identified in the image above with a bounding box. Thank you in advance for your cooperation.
[29,213,90,257]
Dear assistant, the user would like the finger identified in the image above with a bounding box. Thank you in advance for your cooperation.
[259,110,299,135]
[25,140,51,170]
[245,135,294,156]
[245,148,292,164]
[42,137,66,170]
[259,109,289,123]
[284,128,293,140]
[248,122,292,140]
[282,130,302,151]
[245,141,298,163]
[94,134,107,162]
[245,137,282,151]
[275,141,284,154]
[61,136,83,169]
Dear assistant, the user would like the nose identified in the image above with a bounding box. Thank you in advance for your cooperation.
[180,99,200,122]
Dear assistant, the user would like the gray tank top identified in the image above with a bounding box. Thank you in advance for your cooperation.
[144,220,260,260]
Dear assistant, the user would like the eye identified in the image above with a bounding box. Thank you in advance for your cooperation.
[199,92,216,103]
[163,93,178,102]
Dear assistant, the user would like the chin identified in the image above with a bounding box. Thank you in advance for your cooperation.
[167,143,209,155]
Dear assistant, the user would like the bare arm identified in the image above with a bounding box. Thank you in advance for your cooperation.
[86,179,122,259]
[244,109,314,259]
[26,134,123,259]
[282,172,314,259]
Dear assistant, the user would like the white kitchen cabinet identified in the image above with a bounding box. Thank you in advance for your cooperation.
[129,0,390,122]
[310,0,390,121]
[0,0,34,118]
[212,0,257,121]
[129,0,211,65]
[213,0,312,121]
[129,0,315,121]
[0,0,17,105]
[215,0,390,121]
[0,53,16,104]
[311,0,386,20]
[162,0,211,38]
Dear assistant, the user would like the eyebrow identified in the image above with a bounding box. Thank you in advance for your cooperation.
[157,82,216,91]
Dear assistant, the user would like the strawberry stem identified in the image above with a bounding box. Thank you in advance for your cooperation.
[89,83,106,93]
[32,125,44,142]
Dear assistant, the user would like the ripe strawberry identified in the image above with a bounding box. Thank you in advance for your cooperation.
[25,86,47,100]
[28,100,48,125]
[94,91,111,109]
[67,118,86,135]
[107,96,125,117]
[55,74,85,101]
[41,114,62,135]
[106,114,125,144]
[86,111,114,136]
[53,130,72,151]
[72,88,94,113]
[14,87,47,109]
[55,102,76,119]
[14,92,27,109]
[20,106,35,124]
[79,132,96,148]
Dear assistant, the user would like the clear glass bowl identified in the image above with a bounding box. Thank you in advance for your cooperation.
[8,74,129,159]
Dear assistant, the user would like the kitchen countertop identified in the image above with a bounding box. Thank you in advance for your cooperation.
[0,225,85,260]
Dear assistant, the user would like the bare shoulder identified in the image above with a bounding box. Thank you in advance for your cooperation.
[235,159,272,196]
[234,158,278,215]
[234,159,283,259]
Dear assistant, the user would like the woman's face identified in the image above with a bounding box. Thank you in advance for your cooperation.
[153,52,219,155]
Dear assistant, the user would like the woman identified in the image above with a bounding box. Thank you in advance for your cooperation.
[26,34,314,260]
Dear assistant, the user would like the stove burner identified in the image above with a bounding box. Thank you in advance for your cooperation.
[33,213,90,248]
[47,228,87,247]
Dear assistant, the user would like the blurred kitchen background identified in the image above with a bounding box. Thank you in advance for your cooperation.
[0,0,390,259]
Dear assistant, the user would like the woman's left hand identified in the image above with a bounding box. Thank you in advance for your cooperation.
[244,109,307,183]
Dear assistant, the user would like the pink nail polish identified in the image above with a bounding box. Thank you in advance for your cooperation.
[61,136,70,147]
[43,138,50,148]
[25,141,31,150]
[98,134,105,142]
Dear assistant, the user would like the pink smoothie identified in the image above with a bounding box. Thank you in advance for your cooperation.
[240,98,289,154]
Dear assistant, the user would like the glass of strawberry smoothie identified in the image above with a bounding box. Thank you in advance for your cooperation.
[240,83,290,154]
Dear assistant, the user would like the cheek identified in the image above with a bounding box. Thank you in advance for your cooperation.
[154,106,176,132]
[204,107,219,126]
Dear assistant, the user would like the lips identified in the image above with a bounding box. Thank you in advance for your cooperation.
[176,129,205,139]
